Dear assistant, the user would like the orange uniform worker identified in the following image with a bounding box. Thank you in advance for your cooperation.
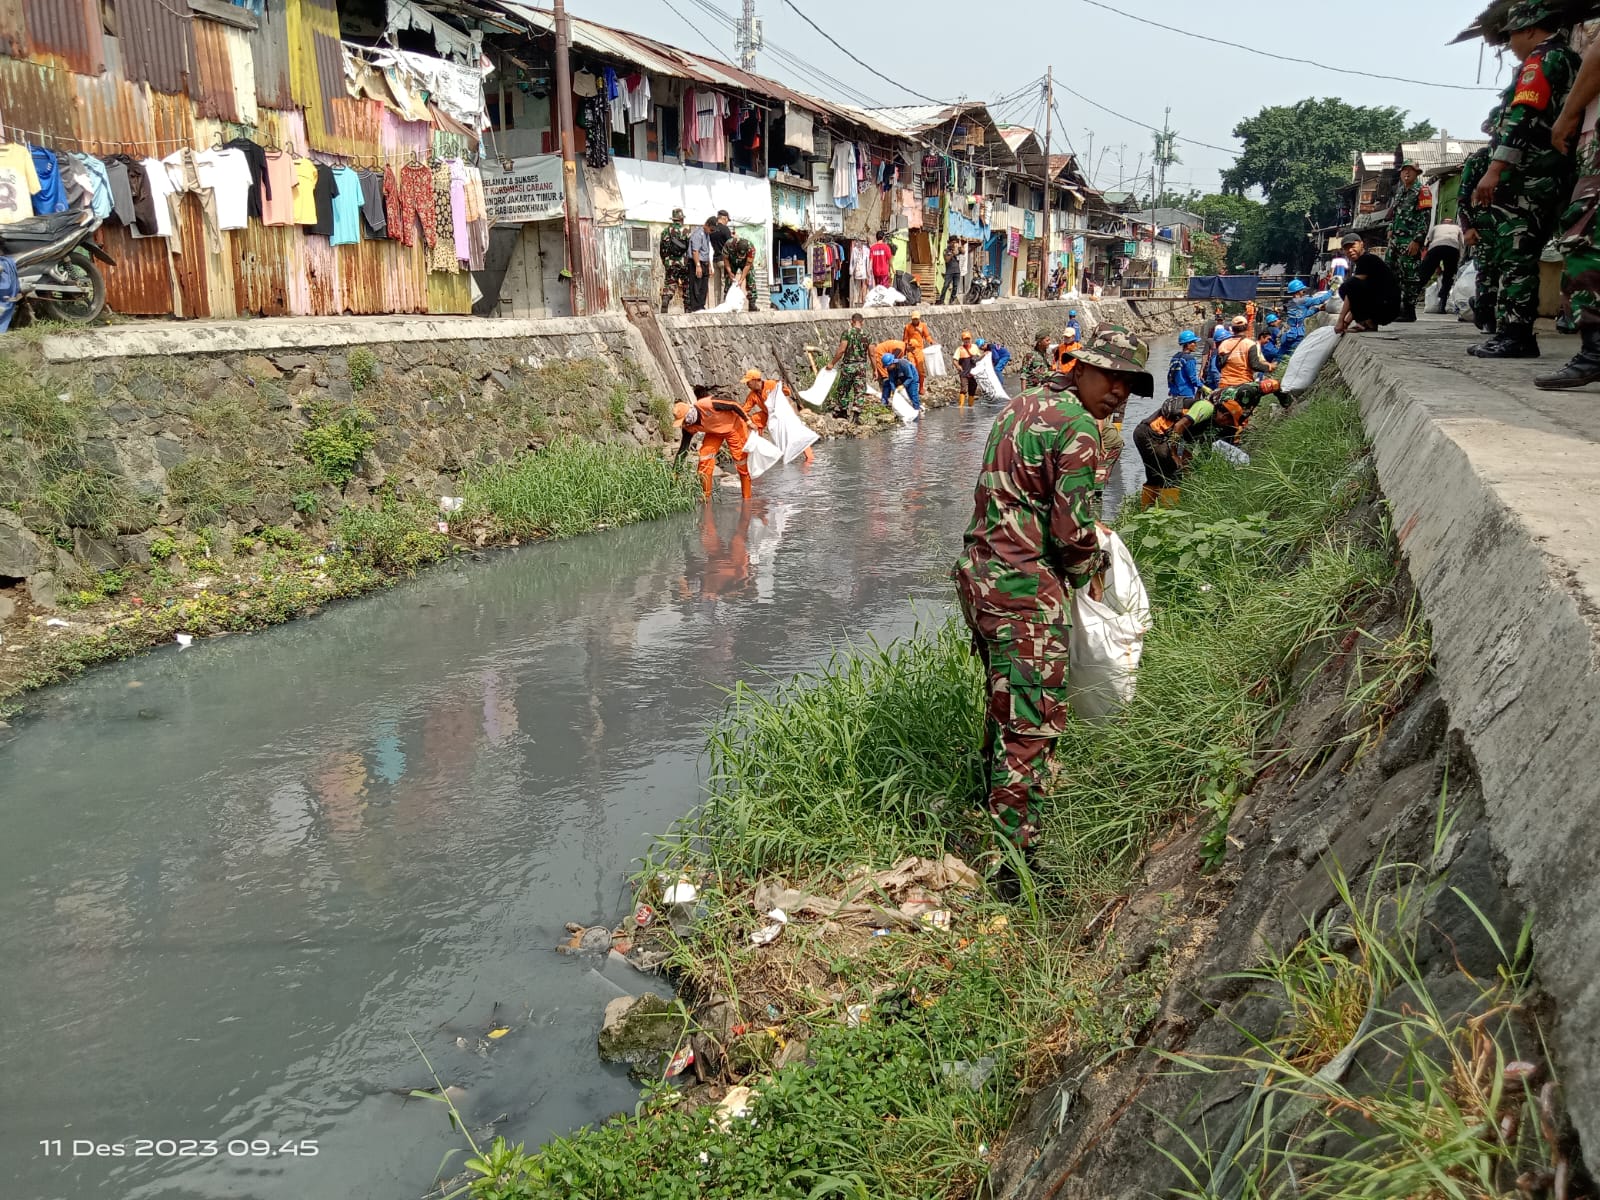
[902,311,934,380]
[1054,322,1082,372]
[742,367,814,463]
[1215,316,1272,388]
[674,384,753,500]
[871,338,907,382]
[953,331,979,406]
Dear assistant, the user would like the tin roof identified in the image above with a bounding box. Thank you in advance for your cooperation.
[488,2,910,142]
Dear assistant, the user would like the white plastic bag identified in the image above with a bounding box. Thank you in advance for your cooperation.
[971,351,1009,401]
[709,283,747,313]
[888,386,919,423]
[1450,261,1476,312]
[863,285,905,308]
[744,431,783,478]
[767,386,820,463]
[1068,528,1151,723]
[1423,279,1442,313]
[923,344,947,378]
[798,367,837,409]
[1280,326,1339,395]
[1211,439,1250,467]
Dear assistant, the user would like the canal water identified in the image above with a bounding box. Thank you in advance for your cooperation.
[1,338,1173,1200]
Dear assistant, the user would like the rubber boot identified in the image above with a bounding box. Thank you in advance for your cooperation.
[1470,326,1540,359]
[1396,302,1417,323]
[1140,484,1161,509]
[1535,328,1600,389]
[739,472,752,500]
[1159,487,1181,507]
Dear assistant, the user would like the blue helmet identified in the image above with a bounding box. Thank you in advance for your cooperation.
[1214,327,1229,343]
[1266,313,1280,324]
[881,353,896,366]
[1177,329,1199,346]
[1068,308,1078,317]
[976,338,989,349]
[1286,280,1308,295]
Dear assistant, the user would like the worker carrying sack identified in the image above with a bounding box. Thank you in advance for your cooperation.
[923,343,947,377]
[1068,527,1151,723]
[971,351,1009,401]
[888,386,919,423]
[1280,326,1339,396]
[767,386,820,462]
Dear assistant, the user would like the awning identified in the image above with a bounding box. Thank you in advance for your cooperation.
[1186,275,1260,300]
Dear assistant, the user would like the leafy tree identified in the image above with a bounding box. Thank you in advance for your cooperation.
[1219,98,1435,270]
[1190,231,1225,276]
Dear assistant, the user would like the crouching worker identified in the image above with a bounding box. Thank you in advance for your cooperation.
[1212,377,1283,444]
[952,326,1154,892]
[1133,393,1216,507]
[881,350,922,410]
[675,385,753,500]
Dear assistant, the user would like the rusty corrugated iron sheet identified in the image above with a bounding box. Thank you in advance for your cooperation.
[286,0,343,153]
[117,0,196,95]
[575,216,607,316]
[21,0,102,75]
[249,0,291,110]
[193,18,240,123]
[0,0,29,59]
[98,223,176,316]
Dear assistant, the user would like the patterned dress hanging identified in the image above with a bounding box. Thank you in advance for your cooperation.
[430,163,458,273]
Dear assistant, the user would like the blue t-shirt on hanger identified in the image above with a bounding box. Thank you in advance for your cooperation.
[29,145,67,215]
[330,166,363,246]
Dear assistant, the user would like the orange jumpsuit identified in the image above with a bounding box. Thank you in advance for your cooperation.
[743,378,775,431]
[902,319,933,380]
[871,339,906,381]
[1054,339,1080,374]
[691,398,752,499]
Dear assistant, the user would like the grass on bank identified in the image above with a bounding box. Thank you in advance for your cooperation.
[428,384,1410,1200]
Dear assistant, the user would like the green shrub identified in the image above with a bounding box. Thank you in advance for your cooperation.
[0,359,81,450]
[334,503,449,573]
[299,404,375,485]
[347,347,377,392]
[148,534,178,562]
[167,458,256,525]
[38,465,153,537]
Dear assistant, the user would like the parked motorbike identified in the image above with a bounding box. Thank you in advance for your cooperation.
[1,210,113,324]
[964,273,999,305]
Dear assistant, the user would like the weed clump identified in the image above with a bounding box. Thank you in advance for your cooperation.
[299,403,375,486]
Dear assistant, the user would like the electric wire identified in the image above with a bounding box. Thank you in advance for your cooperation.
[1074,0,1497,93]
[776,0,948,104]
[1055,80,1238,155]
[657,0,729,59]
[678,0,891,109]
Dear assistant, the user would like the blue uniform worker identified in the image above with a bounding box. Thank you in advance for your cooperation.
[1259,314,1283,364]
[1167,329,1202,398]
[1282,281,1334,355]
[882,352,921,409]
[1202,327,1227,389]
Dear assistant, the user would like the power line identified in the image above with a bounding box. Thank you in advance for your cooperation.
[657,0,729,59]
[679,0,890,109]
[1074,0,1498,93]
[776,0,948,105]
[1056,80,1238,155]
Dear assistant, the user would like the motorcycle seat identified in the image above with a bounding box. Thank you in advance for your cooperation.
[0,210,90,251]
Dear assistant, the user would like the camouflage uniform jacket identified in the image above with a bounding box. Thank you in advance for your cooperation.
[1489,34,1579,182]
[724,236,755,271]
[1389,180,1429,248]
[1458,148,1495,236]
[838,326,869,369]
[1019,348,1055,389]
[953,385,1103,629]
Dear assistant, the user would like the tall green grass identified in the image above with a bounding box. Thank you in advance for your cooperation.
[462,437,700,539]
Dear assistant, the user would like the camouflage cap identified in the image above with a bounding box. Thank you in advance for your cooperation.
[1033,328,1053,343]
[1066,325,1154,397]
[671,207,685,220]
[1505,0,1562,30]
[1400,158,1420,171]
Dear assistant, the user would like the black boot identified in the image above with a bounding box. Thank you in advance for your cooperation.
[1397,302,1418,323]
[1470,326,1540,358]
[1535,328,1600,389]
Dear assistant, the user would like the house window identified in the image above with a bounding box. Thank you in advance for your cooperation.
[658,105,680,160]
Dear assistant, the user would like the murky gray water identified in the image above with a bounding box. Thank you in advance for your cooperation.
[1,337,1175,1200]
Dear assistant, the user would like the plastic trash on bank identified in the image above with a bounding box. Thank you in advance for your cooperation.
[971,352,1009,402]
[749,908,788,946]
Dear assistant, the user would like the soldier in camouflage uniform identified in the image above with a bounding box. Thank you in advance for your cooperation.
[1020,330,1056,389]
[1388,159,1429,321]
[1469,0,1579,359]
[825,312,871,420]
[1458,148,1501,330]
[659,208,691,314]
[1539,21,1600,387]
[952,326,1154,882]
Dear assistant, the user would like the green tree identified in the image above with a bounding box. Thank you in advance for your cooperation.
[1190,231,1225,276]
[1219,98,1435,270]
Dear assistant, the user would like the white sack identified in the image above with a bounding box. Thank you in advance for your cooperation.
[744,432,783,478]
[1211,440,1250,467]
[1068,528,1151,723]
[1280,326,1339,395]
[923,343,947,377]
[767,387,820,463]
[798,367,837,410]
[1450,261,1477,312]
[863,285,905,308]
[888,386,919,424]
[709,284,747,314]
[971,351,1009,401]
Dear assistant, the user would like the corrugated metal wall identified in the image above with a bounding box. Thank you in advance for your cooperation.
[0,2,472,320]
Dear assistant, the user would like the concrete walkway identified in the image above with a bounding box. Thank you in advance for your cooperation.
[1335,314,1600,1155]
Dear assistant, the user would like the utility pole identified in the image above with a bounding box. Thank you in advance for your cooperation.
[736,0,762,70]
[1084,128,1094,187]
[1039,66,1053,302]
[553,0,581,313]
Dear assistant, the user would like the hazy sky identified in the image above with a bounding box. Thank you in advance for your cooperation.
[588,0,1511,192]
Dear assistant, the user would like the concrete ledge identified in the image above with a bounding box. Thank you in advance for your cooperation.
[1336,317,1600,1163]
[40,313,639,362]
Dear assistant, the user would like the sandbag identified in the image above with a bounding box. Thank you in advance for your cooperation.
[744,431,783,478]
[767,386,820,463]
[1068,528,1151,722]
[709,284,747,314]
[863,285,905,308]
[1280,326,1339,395]
[888,386,919,424]
[798,367,837,409]
[1450,261,1476,312]
[971,351,1009,401]
[923,344,947,378]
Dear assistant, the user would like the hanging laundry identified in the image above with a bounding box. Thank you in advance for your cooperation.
[310,162,336,237]
[624,72,651,125]
[0,143,40,224]
[604,67,626,133]
[162,148,219,251]
[397,162,434,248]
[194,147,252,231]
[355,168,387,237]
[28,145,67,215]
[291,156,319,226]
[260,150,296,226]
[448,158,470,262]
[572,70,598,97]
[223,137,269,221]
[463,164,488,271]
[330,166,363,245]
[101,154,138,225]
[132,158,176,239]
[581,93,612,167]
[382,165,403,240]
[831,139,858,210]
[430,162,458,272]
[693,89,728,164]
[62,153,113,220]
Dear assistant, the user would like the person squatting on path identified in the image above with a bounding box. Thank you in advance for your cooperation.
[1468,1,1578,360]
[1388,159,1430,322]
[1335,233,1403,333]
[1539,13,1600,387]
[723,230,759,311]
[659,207,691,314]
[952,326,1154,872]
[675,385,753,499]
[827,312,871,420]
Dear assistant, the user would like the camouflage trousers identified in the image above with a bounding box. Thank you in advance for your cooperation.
[1485,175,1570,330]
[1393,245,1422,309]
[831,364,867,417]
[660,262,690,313]
[1558,176,1600,332]
[959,596,1072,849]
[1472,248,1502,324]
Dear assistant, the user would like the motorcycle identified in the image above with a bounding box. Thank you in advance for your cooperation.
[964,273,999,305]
[1,210,113,324]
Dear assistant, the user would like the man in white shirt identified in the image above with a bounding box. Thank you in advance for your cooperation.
[1330,252,1351,284]
[1418,220,1465,314]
